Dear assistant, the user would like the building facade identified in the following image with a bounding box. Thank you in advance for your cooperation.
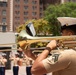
[0,0,76,32]
[0,0,44,32]
[61,0,76,3]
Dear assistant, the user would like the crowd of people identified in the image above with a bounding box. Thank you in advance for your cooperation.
[0,51,34,75]
[0,52,7,75]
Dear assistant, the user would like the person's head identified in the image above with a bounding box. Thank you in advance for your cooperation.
[61,25,76,36]
[57,17,76,36]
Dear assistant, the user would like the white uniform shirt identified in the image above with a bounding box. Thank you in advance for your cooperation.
[42,49,76,75]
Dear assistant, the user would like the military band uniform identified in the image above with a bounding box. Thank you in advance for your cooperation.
[0,55,7,75]
[42,49,76,75]
[10,53,20,75]
[13,57,19,75]
[0,59,6,75]
[23,17,76,75]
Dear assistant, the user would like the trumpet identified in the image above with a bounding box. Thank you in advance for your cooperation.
[18,30,76,51]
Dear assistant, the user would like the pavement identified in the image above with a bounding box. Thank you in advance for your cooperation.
[5,66,52,75]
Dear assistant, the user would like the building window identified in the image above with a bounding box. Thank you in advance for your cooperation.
[15,11,20,15]
[32,12,37,16]
[24,6,28,10]
[15,5,20,9]
[15,0,20,2]
[0,3,3,7]
[40,7,43,11]
[32,1,37,4]
[15,17,20,20]
[0,25,7,32]
[2,25,6,32]
[40,13,43,17]
[24,11,28,15]
[0,2,7,7]
[3,2,7,7]
[24,17,28,21]
[24,0,28,4]
[2,10,6,16]
[40,0,43,4]
[0,3,2,7]
[32,6,37,10]
[15,22,20,25]
[2,18,6,23]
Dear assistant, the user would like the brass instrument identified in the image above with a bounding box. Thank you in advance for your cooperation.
[1,30,76,52]
[18,30,76,51]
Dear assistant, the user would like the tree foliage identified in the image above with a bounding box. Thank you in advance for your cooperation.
[44,2,76,35]
[16,24,25,33]
[16,19,50,35]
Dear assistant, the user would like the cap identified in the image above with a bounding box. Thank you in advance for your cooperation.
[57,17,76,26]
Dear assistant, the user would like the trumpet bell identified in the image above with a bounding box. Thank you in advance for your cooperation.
[19,30,34,39]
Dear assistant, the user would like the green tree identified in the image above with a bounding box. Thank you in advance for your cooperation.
[44,2,76,35]
[16,24,25,33]
[32,19,50,35]
[16,19,50,35]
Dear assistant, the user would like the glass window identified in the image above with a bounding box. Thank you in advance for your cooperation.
[40,7,43,11]
[15,11,20,15]
[2,25,6,32]
[32,6,37,10]
[40,13,43,17]
[15,17,20,20]
[32,12,37,16]
[32,1,37,4]
[24,17,28,21]
[24,0,28,4]
[24,11,28,15]
[0,3,3,7]
[15,5,20,9]
[15,22,19,26]
[2,18,6,23]
[2,10,6,16]
[0,2,7,7]
[3,2,7,7]
[24,6,28,10]
[15,0,20,3]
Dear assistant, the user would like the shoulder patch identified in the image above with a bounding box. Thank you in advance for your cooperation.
[52,53,60,63]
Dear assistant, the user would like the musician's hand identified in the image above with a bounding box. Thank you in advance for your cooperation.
[46,40,57,50]
[18,46,33,58]
[17,47,23,51]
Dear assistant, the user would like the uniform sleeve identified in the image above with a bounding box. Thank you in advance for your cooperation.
[42,53,71,72]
